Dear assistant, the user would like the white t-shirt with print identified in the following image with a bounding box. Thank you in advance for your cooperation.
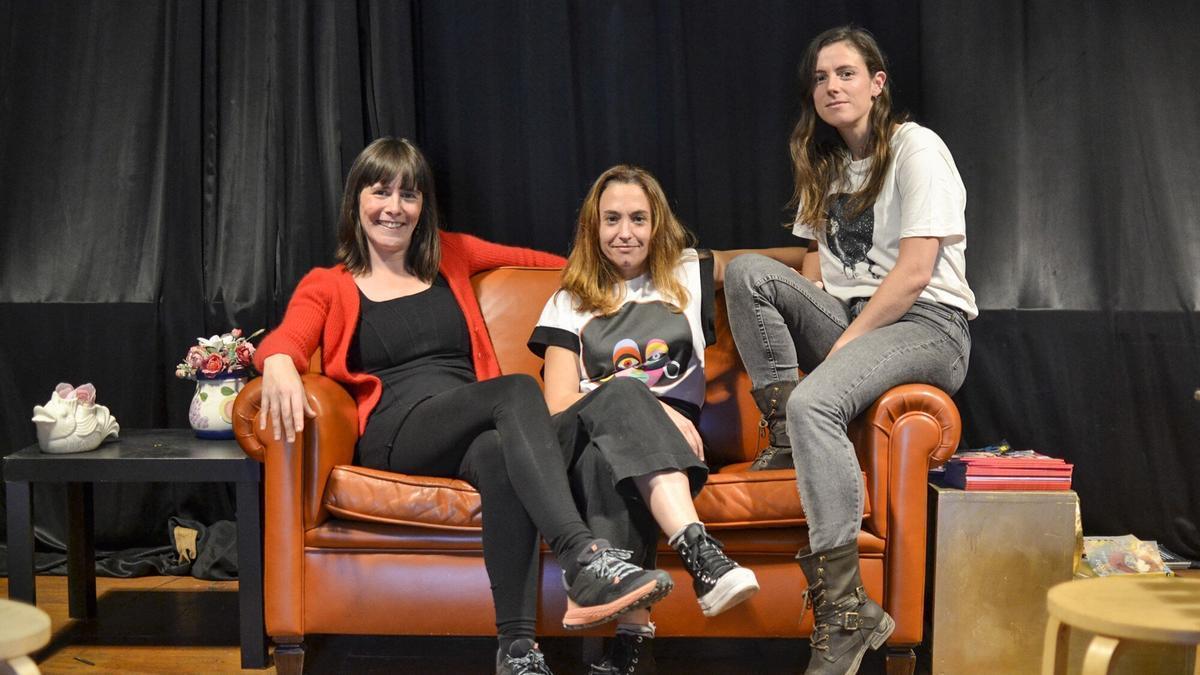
[793,122,978,318]
[528,249,715,419]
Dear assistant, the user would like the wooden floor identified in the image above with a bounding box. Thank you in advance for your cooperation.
[13,571,1197,673]
[2,575,893,674]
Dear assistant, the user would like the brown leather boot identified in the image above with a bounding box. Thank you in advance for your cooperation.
[796,542,895,675]
[748,381,798,470]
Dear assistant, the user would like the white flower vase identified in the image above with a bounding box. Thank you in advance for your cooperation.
[189,372,247,439]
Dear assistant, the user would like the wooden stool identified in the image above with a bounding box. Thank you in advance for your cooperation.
[1043,576,1200,674]
[0,599,50,675]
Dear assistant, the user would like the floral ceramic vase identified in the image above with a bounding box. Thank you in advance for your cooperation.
[189,372,246,439]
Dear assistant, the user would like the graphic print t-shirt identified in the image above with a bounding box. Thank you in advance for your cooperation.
[792,122,978,318]
[528,249,715,420]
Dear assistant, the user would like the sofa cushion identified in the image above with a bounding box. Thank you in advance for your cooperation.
[323,462,868,532]
[324,465,483,530]
[697,466,870,529]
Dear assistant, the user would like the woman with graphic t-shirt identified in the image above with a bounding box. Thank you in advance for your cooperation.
[723,26,977,675]
[529,165,805,673]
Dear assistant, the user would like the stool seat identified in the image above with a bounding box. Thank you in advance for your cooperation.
[0,598,51,662]
[1043,576,1200,674]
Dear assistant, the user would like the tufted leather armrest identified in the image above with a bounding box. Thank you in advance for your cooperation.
[232,373,358,638]
[853,382,960,644]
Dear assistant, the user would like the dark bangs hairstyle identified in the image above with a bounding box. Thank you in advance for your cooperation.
[336,137,441,280]
[789,25,908,233]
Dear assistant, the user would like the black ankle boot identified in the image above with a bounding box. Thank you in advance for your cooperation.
[796,542,895,675]
[749,381,798,470]
[588,631,654,674]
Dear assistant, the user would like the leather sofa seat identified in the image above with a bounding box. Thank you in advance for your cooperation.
[322,463,870,531]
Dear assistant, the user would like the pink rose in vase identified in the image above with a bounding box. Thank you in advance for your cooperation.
[186,346,207,370]
[201,353,226,377]
[236,341,255,367]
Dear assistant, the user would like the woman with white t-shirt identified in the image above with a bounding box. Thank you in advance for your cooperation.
[723,26,977,675]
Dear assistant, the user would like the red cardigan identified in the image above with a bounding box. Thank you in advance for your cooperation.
[254,230,565,434]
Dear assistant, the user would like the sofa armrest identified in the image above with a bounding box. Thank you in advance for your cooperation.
[853,382,960,645]
[231,373,358,637]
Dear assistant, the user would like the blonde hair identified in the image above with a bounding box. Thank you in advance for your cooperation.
[562,165,695,315]
[789,26,907,233]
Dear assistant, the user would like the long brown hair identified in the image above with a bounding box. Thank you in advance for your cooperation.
[788,26,907,233]
[562,165,695,315]
[335,137,441,280]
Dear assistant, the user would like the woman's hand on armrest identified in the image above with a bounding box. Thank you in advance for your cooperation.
[260,353,317,442]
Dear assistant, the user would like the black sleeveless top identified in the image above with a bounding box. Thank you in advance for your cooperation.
[350,275,476,465]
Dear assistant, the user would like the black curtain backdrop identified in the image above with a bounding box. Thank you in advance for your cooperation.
[1,1,1197,561]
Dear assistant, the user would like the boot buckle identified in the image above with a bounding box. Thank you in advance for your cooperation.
[842,611,860,630]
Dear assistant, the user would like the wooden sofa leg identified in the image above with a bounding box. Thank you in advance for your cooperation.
[885,646,915,675]
[273,637,305,675]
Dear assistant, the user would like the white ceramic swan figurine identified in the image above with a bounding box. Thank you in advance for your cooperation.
[31,382,120,454]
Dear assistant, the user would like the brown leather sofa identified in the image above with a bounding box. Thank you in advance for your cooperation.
[232,266,961,674]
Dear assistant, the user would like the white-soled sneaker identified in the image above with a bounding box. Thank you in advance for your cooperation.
[670,522,759,616]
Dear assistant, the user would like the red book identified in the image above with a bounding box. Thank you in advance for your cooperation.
[958,466,1073,477]
[955,475,1073,491]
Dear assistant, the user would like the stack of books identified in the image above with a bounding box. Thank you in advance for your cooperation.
[942,449,1073,491]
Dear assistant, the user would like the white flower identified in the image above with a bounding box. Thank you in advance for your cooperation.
[197,335,224,349]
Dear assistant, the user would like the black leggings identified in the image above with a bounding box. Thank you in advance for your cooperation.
[375,375,594,638]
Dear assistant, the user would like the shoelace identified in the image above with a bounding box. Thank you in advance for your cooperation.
[689,534,736,579]
[809,622,832,652]
[506,647,551,674]
[802,576,830,652]
[757,387,783,445]
[586,547,642,583]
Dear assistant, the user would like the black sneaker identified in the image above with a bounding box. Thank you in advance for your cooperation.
[497,639,553,675]
[669,523,759,617]
[589,632,654,674]
[562,540,674,630]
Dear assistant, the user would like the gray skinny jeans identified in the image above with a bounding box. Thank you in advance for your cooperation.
[724,254,971,552]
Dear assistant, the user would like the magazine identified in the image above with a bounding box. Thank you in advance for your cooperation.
[1081,535,1170,576]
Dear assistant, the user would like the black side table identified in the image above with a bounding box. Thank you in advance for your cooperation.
[4,429,267,668]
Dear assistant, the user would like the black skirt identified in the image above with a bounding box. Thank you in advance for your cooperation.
[552,377,708,501]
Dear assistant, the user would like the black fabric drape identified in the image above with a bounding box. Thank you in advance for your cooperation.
[1,0,1197,563]
[919,1,1200,556]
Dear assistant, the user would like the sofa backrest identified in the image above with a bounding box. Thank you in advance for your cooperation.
[472,267,761,467]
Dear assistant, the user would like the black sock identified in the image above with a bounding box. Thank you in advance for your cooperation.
[498,619,536,660]
[562,537,609,585]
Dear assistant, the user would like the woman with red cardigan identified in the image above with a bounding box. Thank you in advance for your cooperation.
[254,138,672,675]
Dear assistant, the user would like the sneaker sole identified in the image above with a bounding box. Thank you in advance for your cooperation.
[698,566,760,617]
[562,575,674,630]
